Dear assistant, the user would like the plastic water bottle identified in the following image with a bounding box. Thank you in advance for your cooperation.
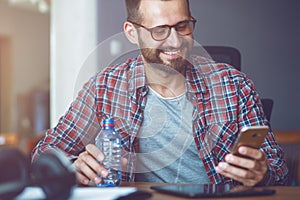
[95,118,122,187]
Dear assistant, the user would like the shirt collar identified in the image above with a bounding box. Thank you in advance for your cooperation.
[128,55,148,96]
[185,60,208,95]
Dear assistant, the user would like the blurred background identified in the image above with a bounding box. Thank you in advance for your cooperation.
[0,0,299,166]
[0,0,50,152]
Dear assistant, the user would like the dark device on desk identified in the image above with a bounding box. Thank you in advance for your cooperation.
[231,125,269,157]
[150,184,275,198]
[0,147,76,200]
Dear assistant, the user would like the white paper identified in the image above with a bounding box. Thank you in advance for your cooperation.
[16,186,137,200]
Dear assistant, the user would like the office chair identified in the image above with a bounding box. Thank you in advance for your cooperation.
[202,45,273,121]
[260,98,274,122]
[203,46,241,71]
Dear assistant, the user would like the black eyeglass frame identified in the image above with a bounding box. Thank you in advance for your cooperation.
[128,17,197,41]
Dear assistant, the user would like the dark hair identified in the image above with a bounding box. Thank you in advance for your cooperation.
[125,0,191,23]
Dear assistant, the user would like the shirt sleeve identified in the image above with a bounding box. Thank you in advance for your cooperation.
[237,75,289,185]
[31,75,101,162]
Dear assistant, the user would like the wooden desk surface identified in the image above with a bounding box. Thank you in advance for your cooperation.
[274,130,300,144]
[123,182,300,200]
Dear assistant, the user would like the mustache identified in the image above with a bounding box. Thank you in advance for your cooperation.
[141,41,190,52]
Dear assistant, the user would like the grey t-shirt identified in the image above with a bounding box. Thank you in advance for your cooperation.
[135,87,210,183]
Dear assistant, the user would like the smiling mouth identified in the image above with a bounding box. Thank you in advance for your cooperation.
[164,50,181,55]
[161,50,183,59]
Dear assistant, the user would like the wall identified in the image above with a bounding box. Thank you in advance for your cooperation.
[190,0,300,130]
[0,1,50,133]
[50,0,98,126]
[0,36,13,132]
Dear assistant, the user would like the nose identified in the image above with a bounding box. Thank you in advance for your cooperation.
[165,27,182,48]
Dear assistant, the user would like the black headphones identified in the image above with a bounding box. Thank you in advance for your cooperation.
[0,147,76,200]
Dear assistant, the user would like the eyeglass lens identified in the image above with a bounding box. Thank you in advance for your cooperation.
[151,20,195,41]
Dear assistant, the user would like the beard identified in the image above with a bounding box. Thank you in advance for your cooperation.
[138,39,192,74]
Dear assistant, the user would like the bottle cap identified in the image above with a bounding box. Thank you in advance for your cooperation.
[102,118,114,127]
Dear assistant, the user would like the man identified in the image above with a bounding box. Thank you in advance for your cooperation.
[32,0,288,186]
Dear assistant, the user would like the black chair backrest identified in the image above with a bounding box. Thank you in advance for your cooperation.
[260,98,274,121]
[203,46,241,71]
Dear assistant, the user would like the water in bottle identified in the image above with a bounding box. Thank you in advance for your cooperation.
[95,118,122,187]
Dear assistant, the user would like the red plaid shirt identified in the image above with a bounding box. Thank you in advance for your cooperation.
[32,55,288,185]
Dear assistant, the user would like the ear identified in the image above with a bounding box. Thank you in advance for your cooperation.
[124,21,138,44]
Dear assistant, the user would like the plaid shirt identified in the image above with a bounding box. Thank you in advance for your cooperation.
[32,55,288,185]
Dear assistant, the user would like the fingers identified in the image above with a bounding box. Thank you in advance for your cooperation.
[73,153,97,185]
[215,162,258,186]
[121,149,129,171]
[238,146,266,161]
[226,147,267,172]
[224,154,262,171]
[121,157,128,172]
[216,147,268,186]
[86,144,105,162]
[122,158,128,167]
[73,144,108,185]
[75,170,90,185]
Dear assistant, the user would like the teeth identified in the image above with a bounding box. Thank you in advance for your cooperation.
[164,50,180,55]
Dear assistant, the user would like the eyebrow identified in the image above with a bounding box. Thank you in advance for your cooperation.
[145,18,192,29]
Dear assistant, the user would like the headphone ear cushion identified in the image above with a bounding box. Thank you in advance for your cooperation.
[0,147,29,199]
[31,150,76,200]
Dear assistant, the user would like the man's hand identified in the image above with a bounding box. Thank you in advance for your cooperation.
[73,144,127,185]
[215,146,268,186]
[73,144,108,185]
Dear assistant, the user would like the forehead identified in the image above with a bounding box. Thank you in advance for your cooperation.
[139,0,190,26]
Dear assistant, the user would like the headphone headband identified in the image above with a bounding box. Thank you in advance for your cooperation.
[0,147,76,200]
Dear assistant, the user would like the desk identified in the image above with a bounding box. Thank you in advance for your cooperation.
[123,182,300,200]
[16,183,300,200]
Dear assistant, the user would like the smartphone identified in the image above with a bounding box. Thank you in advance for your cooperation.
[231,125,269,157]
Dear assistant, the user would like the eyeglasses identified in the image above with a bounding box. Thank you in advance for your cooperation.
[128,18,197,41]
